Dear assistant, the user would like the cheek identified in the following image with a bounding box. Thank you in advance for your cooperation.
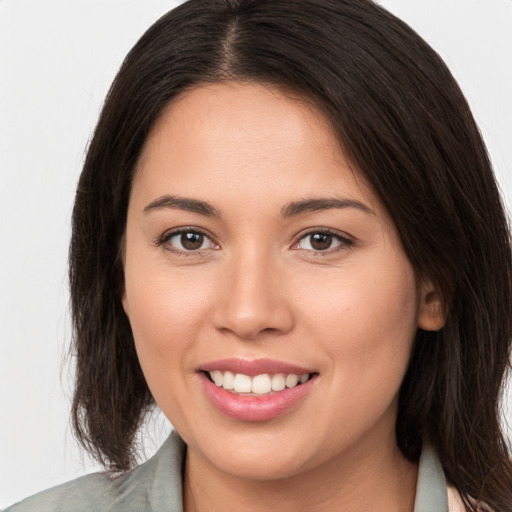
[123,255,215,391]
[127,276,197,349]
[296,255,419,400]
[122,262,219,435]
[300,258,417,333]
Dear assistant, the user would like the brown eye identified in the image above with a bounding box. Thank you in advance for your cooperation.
[295,231,349,253]
[165,230,216,252]
[310,233,332,251]
[180,232,204,250]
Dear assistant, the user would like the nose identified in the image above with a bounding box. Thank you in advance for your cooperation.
[212,249,295,340]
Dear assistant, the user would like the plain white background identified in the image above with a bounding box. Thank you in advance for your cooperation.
[1,0,511,507]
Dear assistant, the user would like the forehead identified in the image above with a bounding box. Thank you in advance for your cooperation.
[132,81,377,214]
[138,82,343,170]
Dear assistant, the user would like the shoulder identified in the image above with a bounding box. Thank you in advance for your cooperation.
[3,472,117,512]
[3,431,186,512]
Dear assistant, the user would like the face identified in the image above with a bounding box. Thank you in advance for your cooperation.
[122,82,441,481]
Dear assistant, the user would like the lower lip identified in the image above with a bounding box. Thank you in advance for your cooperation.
[198,373,317,422]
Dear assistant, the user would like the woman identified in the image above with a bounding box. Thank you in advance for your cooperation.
[5,0,512,510]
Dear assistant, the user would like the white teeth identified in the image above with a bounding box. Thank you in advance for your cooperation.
[208,371,312,394]
[285,374,299,388]
[271,373,286,391]
[211,370,223,387]
[222,371,235,390]
[233,373,252,393]
[252,374,272,394]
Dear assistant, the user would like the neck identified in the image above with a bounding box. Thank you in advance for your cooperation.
[183,434,418,512]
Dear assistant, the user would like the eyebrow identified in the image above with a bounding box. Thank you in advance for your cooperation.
[280,197,374,217]
[143,195,374,219]
[143,195,221,217]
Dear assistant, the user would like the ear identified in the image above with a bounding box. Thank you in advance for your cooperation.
[417,279,446,331]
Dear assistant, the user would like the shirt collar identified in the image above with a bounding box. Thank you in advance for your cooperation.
[150,432,449,511]
[414,444,449,511]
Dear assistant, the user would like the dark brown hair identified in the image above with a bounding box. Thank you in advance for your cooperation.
[69,0,512,509]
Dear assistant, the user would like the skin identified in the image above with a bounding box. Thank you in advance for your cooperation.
[122,82,445,512]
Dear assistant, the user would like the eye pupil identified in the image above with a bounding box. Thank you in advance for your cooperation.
[310,233,332,250]
[181,232,204,250]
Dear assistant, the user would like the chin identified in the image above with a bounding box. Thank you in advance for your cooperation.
[211,449,313,481]
[184,426,319,481]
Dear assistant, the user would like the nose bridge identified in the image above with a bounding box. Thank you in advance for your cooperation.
[213,243,293,339]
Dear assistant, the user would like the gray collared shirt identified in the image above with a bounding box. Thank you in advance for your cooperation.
[4,431,449,512]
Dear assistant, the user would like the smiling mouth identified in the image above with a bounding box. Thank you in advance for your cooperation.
[204,371,317,395]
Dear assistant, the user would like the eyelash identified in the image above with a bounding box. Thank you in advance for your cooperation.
[156,227,354,257]
[292,228,354,256]
[156,227,219,257]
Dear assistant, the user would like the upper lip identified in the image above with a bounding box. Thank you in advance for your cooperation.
[199,358,316,376]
